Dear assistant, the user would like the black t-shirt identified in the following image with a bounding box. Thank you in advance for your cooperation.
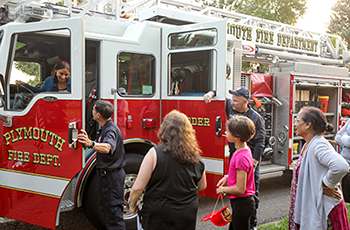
[141,144,204,230]
[96,119,126,170]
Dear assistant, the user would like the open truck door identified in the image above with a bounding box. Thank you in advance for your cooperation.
[161,19,227,198]
[0,17,85,229]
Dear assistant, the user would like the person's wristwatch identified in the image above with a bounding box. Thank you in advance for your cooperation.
[90,141,95,148]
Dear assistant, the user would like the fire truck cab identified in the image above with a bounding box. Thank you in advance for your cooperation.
[0,0,349,229]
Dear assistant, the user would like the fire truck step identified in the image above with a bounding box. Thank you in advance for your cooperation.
[60,198,75,212]
[0,217,15,223]
[260,164,286,180]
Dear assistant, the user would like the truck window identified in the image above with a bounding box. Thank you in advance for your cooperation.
[168,50,216,96]
[169,28,217,49]
[117,52,155,96]
[6,29,71,110]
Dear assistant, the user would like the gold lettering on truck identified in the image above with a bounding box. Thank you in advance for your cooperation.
[188,117,210,127]
[4,127,65,167]
[226,22,319,53]
[8,150,61,167]
[3,127,66,152]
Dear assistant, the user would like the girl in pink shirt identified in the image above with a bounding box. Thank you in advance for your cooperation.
[217,115,256,230]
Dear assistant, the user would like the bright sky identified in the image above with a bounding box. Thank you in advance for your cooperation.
[295,0,338,34]
[10,66,35,84]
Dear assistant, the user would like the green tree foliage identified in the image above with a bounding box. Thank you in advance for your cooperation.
[14,42,40,86]
[14,62,40,86]
[201,0,306,72]
[202,0,307,25]
[327,0,350,49]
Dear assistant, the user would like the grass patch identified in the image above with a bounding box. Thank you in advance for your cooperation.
[258,217,288,230]
[258,203,350,230]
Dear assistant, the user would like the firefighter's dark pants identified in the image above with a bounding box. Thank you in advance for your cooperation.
[99,168,126,230]
[250,162,260,229]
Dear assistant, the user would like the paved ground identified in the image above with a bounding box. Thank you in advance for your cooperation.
[0,170,292,229]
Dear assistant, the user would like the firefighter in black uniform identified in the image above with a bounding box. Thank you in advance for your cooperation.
[78,100,126,230]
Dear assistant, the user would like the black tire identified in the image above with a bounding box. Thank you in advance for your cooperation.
[82,170,106,230]
[82,153,144,230]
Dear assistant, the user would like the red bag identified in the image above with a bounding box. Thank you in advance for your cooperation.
[201,194,232,226]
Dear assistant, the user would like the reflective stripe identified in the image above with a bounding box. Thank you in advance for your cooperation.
[0,168,69,198]
[202,157,223,175]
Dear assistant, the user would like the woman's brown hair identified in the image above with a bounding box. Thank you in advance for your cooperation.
[158,110,201,164]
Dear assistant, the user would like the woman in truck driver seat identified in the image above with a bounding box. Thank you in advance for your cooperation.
[15,60,71,93]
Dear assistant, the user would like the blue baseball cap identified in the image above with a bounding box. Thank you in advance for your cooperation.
[229,87,251,100]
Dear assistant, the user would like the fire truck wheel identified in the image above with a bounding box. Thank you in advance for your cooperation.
[82,171,105,230]
[124,153,144,228]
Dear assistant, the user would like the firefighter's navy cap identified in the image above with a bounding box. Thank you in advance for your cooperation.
[229,87,250,100]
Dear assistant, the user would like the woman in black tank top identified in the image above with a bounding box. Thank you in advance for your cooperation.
[129,110,207,230]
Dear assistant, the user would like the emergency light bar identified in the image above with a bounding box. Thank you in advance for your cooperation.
[17,5,52,20]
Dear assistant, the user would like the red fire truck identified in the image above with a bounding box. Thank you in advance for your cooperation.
[0,0,349,229]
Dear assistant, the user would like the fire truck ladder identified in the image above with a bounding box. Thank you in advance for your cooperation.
[1,0,349,66]
[144,0,350,67]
